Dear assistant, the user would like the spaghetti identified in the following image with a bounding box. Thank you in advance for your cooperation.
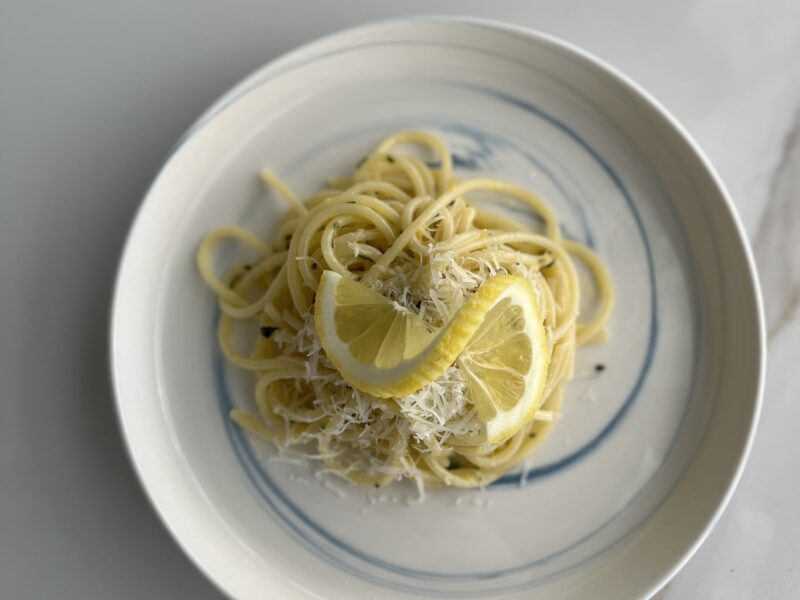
[197,131,613,491]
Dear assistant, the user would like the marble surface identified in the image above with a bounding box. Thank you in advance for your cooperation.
[1,1,798,598]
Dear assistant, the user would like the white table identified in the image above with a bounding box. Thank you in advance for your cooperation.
[2,1,798,598]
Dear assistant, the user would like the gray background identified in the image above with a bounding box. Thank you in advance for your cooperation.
[3,1,799,598]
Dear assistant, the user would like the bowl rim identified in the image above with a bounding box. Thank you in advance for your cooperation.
[109,14,766,600]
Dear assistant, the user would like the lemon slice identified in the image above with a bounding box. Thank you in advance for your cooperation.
[314,271,550,443]
[456,292,549,443]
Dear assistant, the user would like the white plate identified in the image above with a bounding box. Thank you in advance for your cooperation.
[110,16,765,600]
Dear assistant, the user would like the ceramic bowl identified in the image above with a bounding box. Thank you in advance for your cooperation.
[111,16,765,599]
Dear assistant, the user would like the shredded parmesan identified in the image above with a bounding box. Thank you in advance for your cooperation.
[260,242,549,488]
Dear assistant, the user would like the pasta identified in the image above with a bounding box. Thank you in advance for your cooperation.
[197,131,613,491]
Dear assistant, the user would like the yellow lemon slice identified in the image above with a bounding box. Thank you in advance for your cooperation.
[314,271,550,443]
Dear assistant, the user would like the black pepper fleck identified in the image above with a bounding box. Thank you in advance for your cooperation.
[595,364,606,373]
[260,326,278,338]
[386,155,395,164]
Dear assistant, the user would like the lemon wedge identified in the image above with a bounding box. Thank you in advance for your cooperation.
[456,292,549,443]
[314,271,550,443]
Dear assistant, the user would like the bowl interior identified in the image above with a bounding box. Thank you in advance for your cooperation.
[112,18,762,600]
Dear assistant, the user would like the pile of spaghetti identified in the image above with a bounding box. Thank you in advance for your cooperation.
[197,131,613,491]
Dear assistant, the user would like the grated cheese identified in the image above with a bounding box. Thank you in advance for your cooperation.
[268,242,548,489]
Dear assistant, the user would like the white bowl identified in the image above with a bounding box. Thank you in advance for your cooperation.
[111,16,765,599]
